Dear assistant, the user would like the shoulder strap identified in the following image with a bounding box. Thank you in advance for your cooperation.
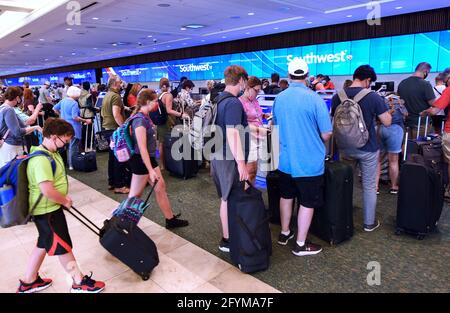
[158,92,168,100]
[434,86,442,96]
[353,88,372,103]
[337,90,348,103]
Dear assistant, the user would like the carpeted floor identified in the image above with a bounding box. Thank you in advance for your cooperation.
[69,152,450,293]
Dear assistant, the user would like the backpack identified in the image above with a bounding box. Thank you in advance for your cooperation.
[149,92,168,126]
[189,93,234,151]
[110,114,146,163]
[333,89,371,149]
[0,151,56,228]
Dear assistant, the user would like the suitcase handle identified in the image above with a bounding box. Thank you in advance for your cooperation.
[64,206,101,237]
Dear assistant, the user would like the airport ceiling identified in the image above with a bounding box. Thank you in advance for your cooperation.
[0,0,447,76]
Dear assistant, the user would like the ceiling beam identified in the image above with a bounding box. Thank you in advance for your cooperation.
[0,1,34,13]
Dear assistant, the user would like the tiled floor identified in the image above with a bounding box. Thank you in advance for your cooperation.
[0,176,280,294]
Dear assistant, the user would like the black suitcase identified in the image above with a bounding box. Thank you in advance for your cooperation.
[310,160,354,245]
[73,124,97,172]
[163,123,198,179]
[99,217,159,280]
[65,193,159,280]
[396,153,444,240]
[228,181,272,274]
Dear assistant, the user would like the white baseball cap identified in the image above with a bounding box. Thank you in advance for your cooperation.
[288,57,309,77]
[44,81,51,86]
[66,86,81,98]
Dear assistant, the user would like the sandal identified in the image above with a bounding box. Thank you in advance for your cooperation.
[389,189,399,195]
[114,187,130,194]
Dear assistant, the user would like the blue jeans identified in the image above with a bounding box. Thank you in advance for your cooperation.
[68,138,80,168]
[341,148,379,226]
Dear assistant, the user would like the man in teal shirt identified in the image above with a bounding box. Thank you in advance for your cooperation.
[273,57,332,256]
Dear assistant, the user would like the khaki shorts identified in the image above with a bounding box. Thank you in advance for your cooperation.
[442,132,450,163]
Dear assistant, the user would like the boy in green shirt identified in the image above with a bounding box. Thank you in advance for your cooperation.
[17,117,105,293]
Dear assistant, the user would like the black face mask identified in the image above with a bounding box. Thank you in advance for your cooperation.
[423,72,429,79]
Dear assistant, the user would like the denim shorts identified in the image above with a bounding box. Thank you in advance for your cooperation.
[380,124,404,154]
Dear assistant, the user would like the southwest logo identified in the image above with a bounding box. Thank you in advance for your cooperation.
[287,50,353,64]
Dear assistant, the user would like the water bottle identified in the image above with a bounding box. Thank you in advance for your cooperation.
[0,185,14,206]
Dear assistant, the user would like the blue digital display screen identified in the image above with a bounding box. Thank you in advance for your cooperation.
[102,30,450,82]
[4,69,96,86]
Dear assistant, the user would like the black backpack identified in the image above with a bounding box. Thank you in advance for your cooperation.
[149,92,168,126]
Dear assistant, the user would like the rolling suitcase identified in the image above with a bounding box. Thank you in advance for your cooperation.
[228,181,271,273]
[396,149,444,239]
[164,119,198,179]
[72,123,97,172]
[310,160,354,245]
[94,113,109,152]
[64,186,159,280]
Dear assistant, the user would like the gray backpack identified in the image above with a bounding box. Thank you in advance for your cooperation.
[333,89,371,149]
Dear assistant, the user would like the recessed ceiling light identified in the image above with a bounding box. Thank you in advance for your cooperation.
[157,3,171,7]
[9,50,13,53]
[274,27,279,30]
[92,17,99,20]
[44,59,49,61]
[184,24,205,29]
[222,36,227,39]
[167,45,171,48]
[153,48,156,50]
[112,43,117,46]
[307,21,313,24]
[147,35,153,38]
[24,44,29,47]
[93,47,98,50]
[346,15,352,17]
[395,6,402,9]
[180,27,187,31]
[59,55,63,58]
[66,28,72,31]
[39,38,45,41]
[182,43,187,45]
[245,32,251,35]
[201,40,205,42]
[248,12,255,16]
[71,52,76,55]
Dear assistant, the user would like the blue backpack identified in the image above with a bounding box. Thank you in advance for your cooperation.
[111,114,147,163]
[0,151,56,228]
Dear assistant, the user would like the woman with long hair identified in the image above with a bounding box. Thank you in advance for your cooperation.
[127,89,189,229]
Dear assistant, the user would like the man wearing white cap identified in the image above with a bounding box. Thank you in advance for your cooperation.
[54,86,92,170]
[272,57,332,256]
[38,81,55,119]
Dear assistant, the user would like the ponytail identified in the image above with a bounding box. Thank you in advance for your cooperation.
[133,88,157,115]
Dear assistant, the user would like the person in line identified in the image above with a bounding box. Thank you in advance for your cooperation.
[211,65,250,253]
[239,76,270,184]
[126,89,189,229]
[0,87,42,167]
[398,62,435,138]
[18,117,105,293]
[157,78,190,170]
[273,58,332,256]
[54,86,92,170]
[331,65,392,232]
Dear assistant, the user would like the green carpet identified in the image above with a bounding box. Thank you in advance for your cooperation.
[69,152,450,293]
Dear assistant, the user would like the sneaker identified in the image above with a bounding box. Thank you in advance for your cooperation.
[292,242,322,256]
[71,272,105,293]
[364,220,381,232]
[165,213,189,229]
[277,230,295,245]
[17,274,52,293]
[219,238,230,253]
[389,188,398,195]
[114,187,130,194]
[376,189,380,195]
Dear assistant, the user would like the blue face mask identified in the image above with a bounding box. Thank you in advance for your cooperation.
[238,90,244,97]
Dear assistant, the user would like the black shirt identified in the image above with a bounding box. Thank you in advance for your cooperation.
[214,92,249,162]
[397,76,436,128]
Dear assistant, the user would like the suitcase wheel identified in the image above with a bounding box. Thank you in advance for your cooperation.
[394,228,403,236]
[416,235,425,240]
[141,273,150,281]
